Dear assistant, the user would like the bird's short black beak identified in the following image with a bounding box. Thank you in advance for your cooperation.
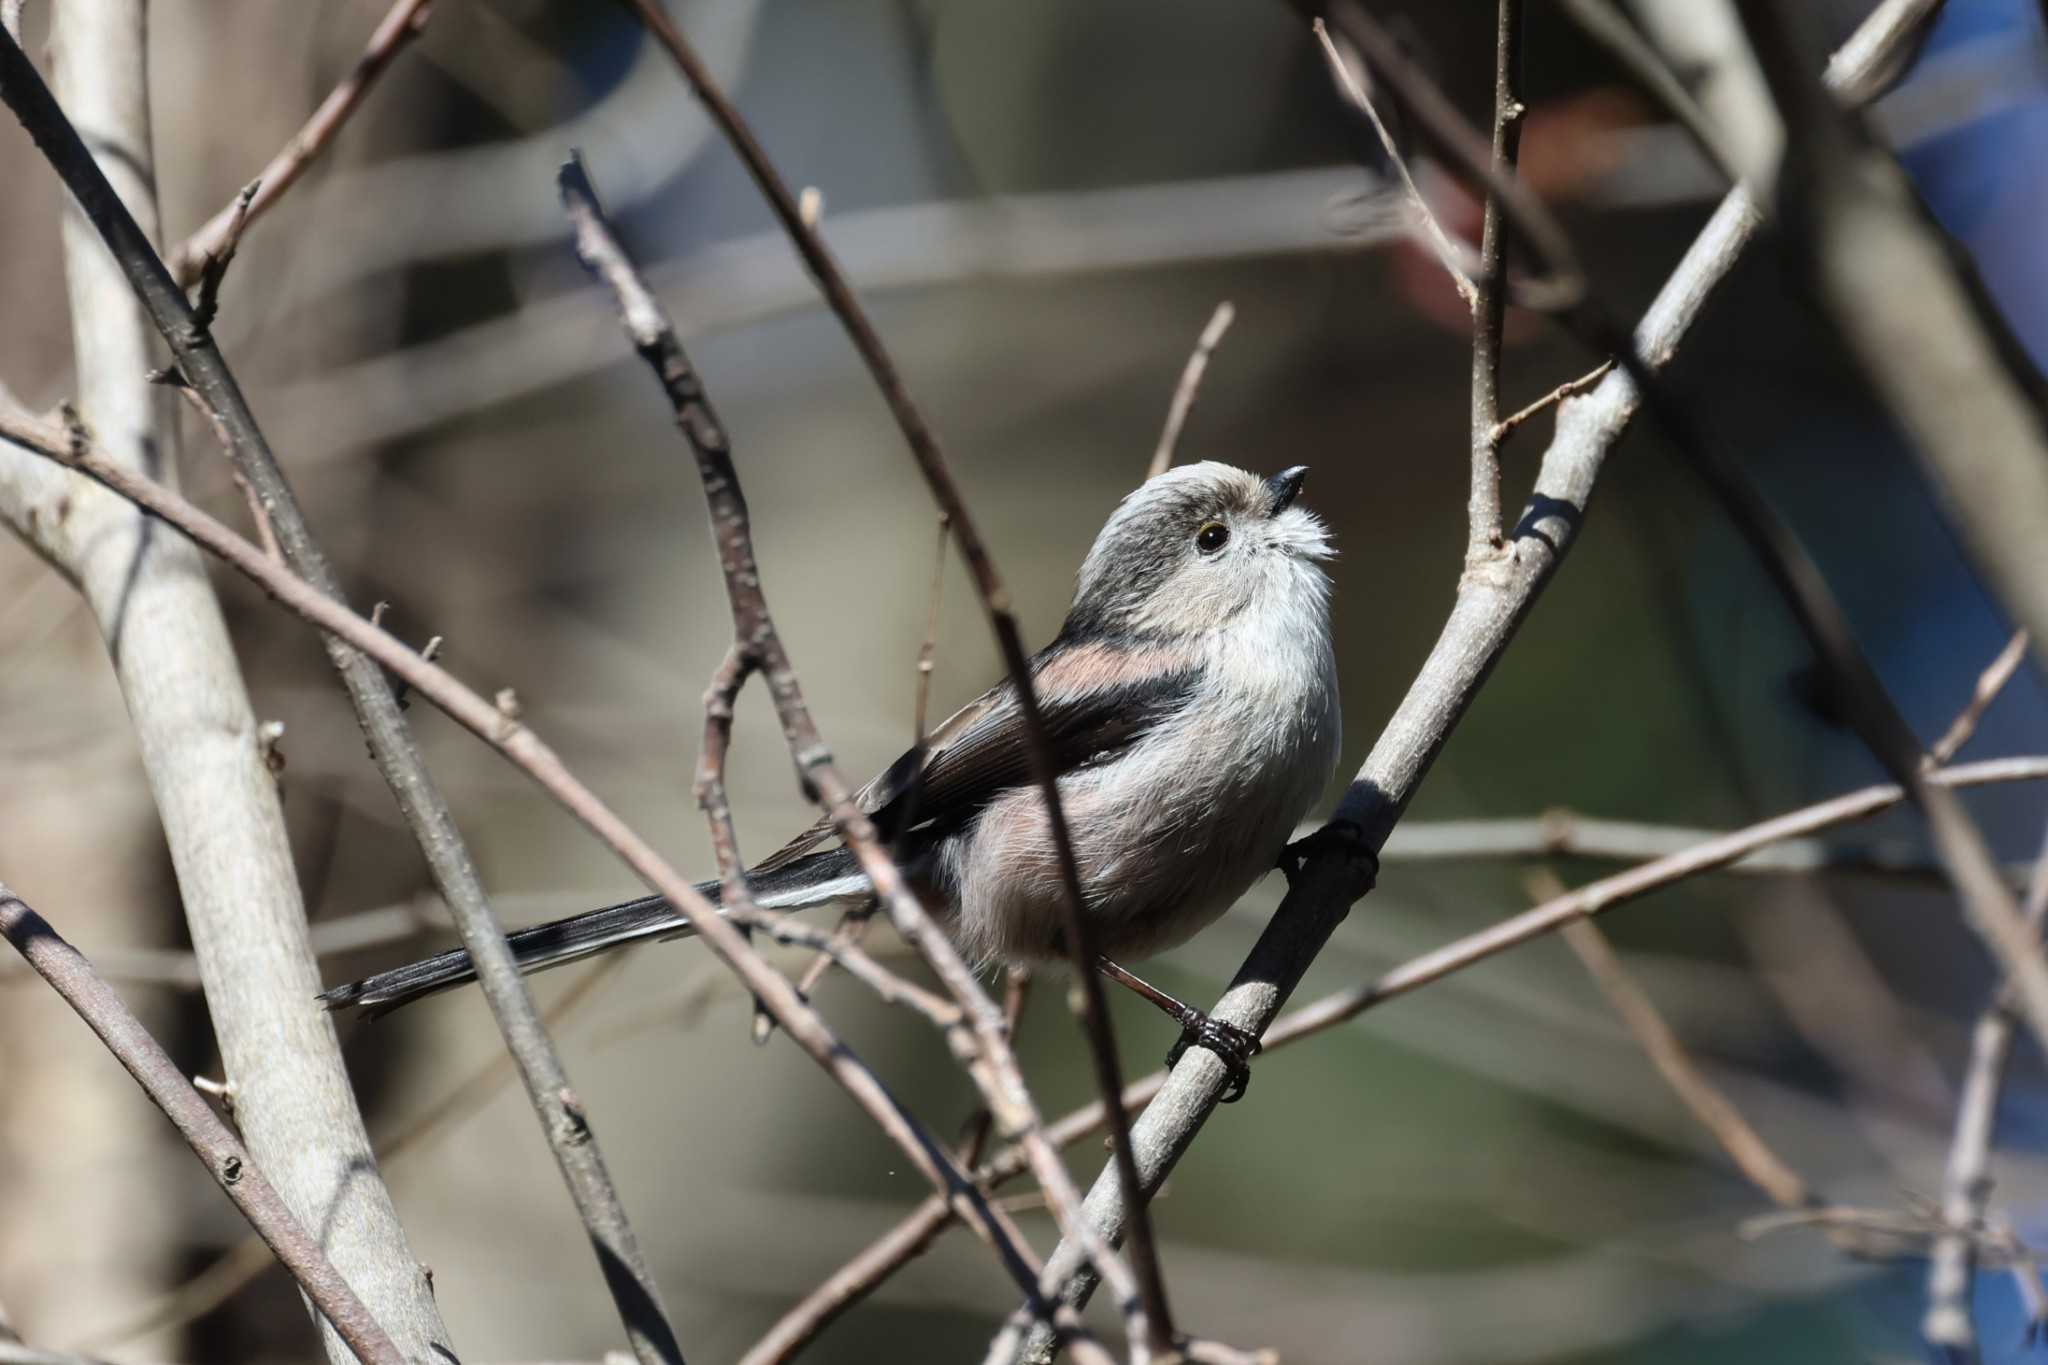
[1264,465,1309,516]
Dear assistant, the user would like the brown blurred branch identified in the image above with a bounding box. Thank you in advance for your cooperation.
[0,27,687,1363]
[1543,872,1814,1211]
[1148,300,1236,480]
[559,151,1150,1363]
[1316,0,1582,314]
[620,4,1180,1352]
[1491,362,1613,446]
[165,0,433,286]
[0,887,405,1365]
[739,1196,959,1365]
[1743,1206,2042,1262]
[1383,810,2015,880]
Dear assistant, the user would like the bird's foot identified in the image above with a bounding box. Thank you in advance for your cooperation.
[1277,822,1377,892]
[1165,1008,1262,1103]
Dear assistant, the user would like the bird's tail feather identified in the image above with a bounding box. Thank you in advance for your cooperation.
[318,848,865,1017]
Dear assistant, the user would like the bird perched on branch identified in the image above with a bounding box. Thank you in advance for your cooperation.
[322,461,1341,1098]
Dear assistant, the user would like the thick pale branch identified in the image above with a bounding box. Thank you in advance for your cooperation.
[1550,881,1812,1209]
[0,26,687,1362]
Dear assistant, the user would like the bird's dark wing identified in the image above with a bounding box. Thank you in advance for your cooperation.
[751,637,1201,876]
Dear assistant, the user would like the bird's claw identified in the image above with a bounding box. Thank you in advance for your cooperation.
[1277,823,1377,891]
[1166,1009,1262,1103]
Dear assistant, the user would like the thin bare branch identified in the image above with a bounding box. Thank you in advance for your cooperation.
[1993,1217,2048,1342]
[165,0,433,286]
[1148,300,1236,480]
[1743,1205,2040,1261]
[1546,873,1812,1210]
[617,6,1180,1351]
[1466,0,1526,562]
[1925,818,2048,1355]
[1492,361,1614,446]
[560,152,1153,1362]
[0,887,405,1365]
[1929,630,2029,766]
[1344,0,2048,1201]
[1309,17,1475,303]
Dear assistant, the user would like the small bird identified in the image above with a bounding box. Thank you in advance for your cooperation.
[321,462,1341,1097]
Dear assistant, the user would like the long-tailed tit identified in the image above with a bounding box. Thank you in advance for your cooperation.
[322,462,1341,1096]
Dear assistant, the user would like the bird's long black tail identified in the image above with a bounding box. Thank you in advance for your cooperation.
[318,848,865,1017]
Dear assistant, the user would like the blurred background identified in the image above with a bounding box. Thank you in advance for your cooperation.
[2,0,2048,1360]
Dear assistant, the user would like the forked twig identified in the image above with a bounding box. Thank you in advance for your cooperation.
[1491,362,1614,445]
[1544,872,1814,1211]
[166,0,433,286]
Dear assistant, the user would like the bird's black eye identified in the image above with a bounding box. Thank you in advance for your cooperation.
[1195,521,1229,554]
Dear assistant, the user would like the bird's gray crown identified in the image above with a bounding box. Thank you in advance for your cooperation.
[1066,461,1332,638]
